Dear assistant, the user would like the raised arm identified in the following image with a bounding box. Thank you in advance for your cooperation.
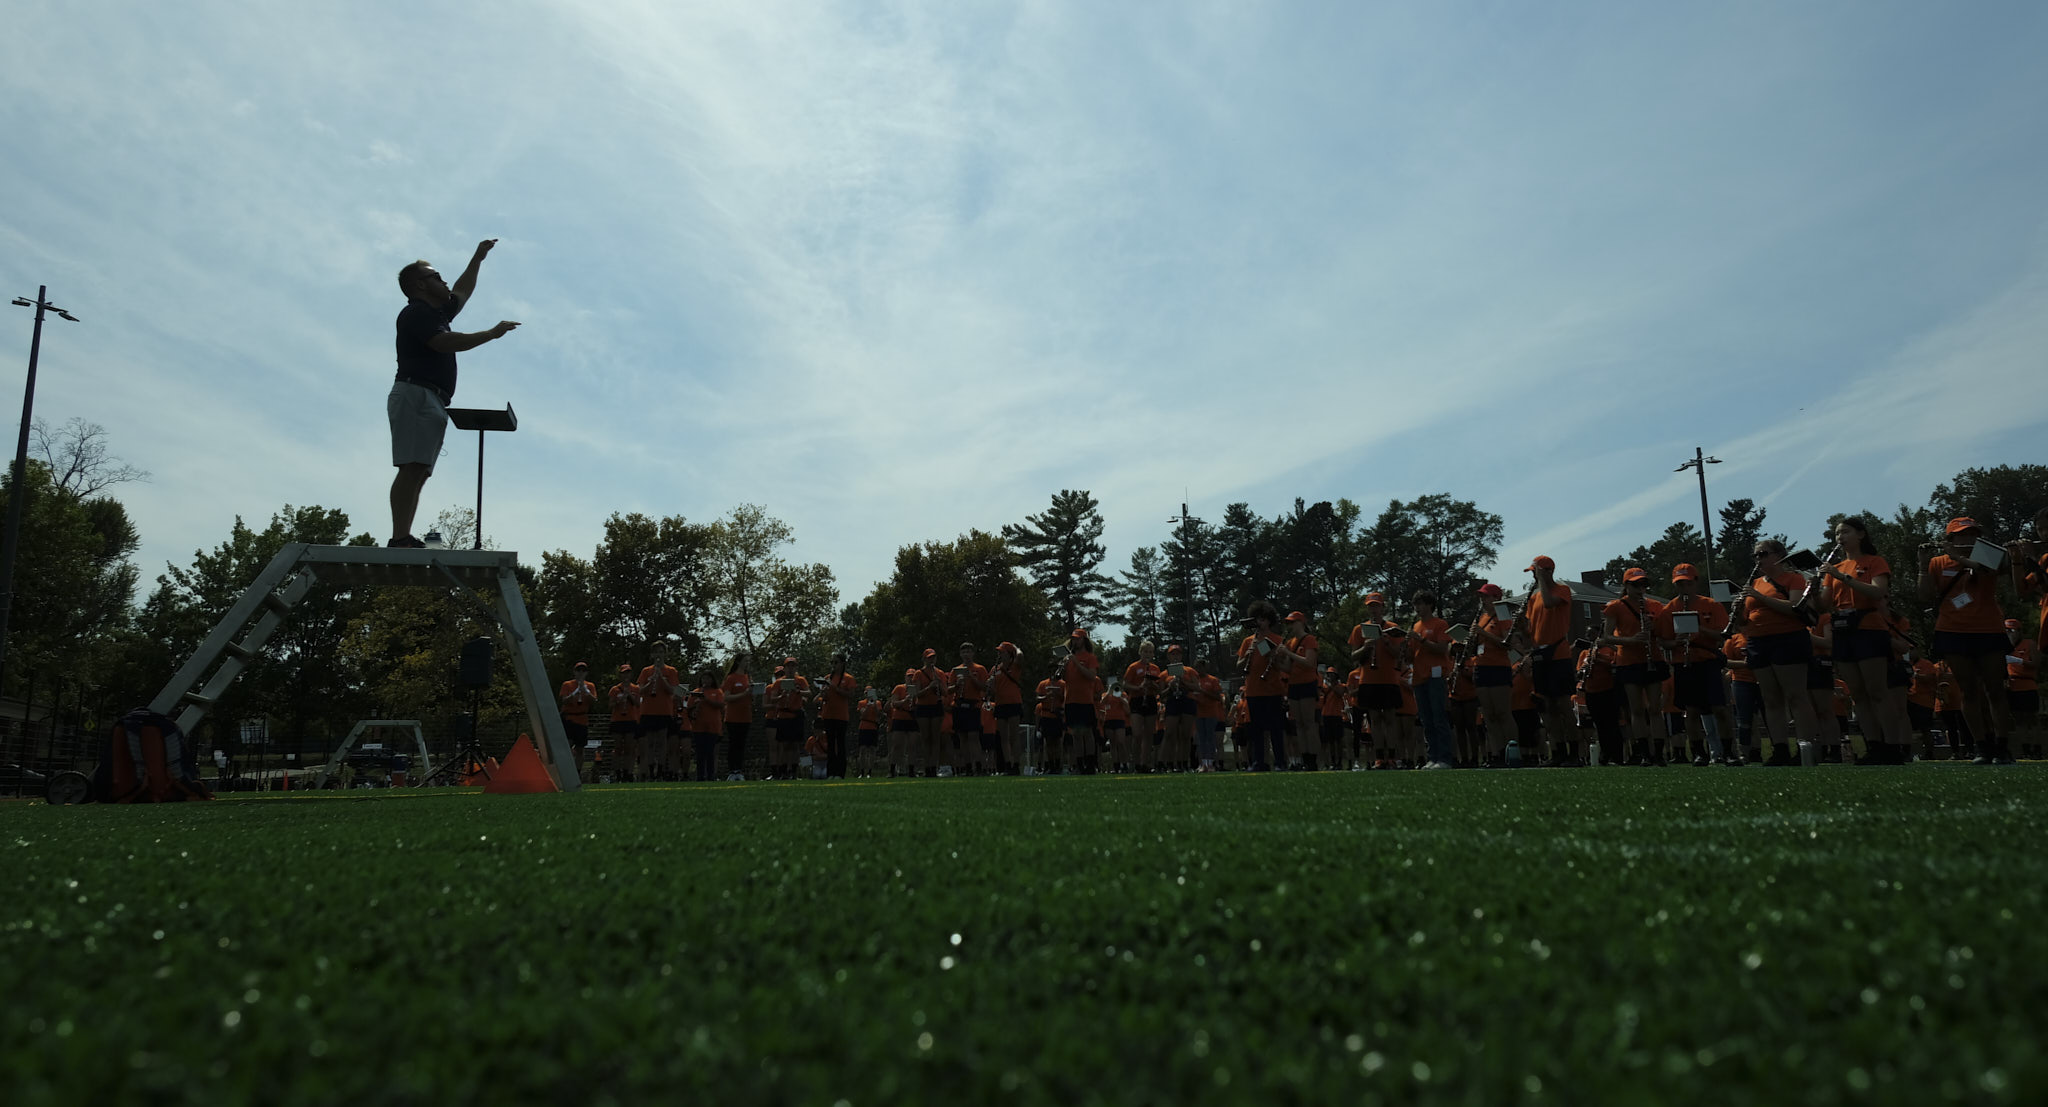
[452,238,495,303]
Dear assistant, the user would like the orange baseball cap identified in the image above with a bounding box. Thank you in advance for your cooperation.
[997,641,1018,653]
[782,656,798,665]
[1071,627,1090,639]
[618,663,633,674]
[2007,618,2022,630]
[1671,563,1699,582]
[1526,555,1556,572]
[1286,610,1308,623]
[573,660,588,668]
[1476,583,1503,599]
[1362,591,1386,605]
[1946,517,1982,535]
[922,647,938,658]
[1622,567,1650,584]
[1166,643,1185,655]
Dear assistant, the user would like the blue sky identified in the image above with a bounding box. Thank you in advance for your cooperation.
[4,1,2045,621]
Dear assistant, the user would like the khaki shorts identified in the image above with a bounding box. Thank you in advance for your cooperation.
[388,381,449,472]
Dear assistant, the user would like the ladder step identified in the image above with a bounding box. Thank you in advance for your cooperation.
[224,641,257,662]
[181,691,215,708]
[260,590,296,615]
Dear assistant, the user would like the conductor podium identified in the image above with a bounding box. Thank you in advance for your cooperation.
[147,543,580,791]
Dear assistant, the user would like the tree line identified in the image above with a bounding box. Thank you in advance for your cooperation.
[6,416,2039,756]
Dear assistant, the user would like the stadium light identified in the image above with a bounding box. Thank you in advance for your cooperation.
[1,287,80,692]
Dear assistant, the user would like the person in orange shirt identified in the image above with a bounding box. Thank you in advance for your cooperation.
[855,687,883,778]
[720,651,754,781]
[1522,556,1580,766]
[1916,517,2014,764]
[1578,641,1621,764]
[1277,611,1323,770]
[636,642,683,781]
[1097,682,1131,768]
[683,669,726,782]
[1035,665,1067,775]
[1408,591,1457,769]
[1468,583,1518,767]
[1818,517,1908,762]
[1509,656,1539,756]
[1348,592,1405,769]
[2008,506,2048,656]
[1062,630,1104,774]
[988,642,1027,775]
[1804,602,1848,762]
[888,670,919,778]
[951,643,991,777]
[1157,644,1198,772]
[763,660,811,780]
[1123,641,1164,772]
[1935,662,1973,759]
[557,661,597,777]
[1394,653,1420,767]
[1235,602,1292,771]
[812,651,859,780]
[608,663,642,781]
[1724,610,1759,761]
[2007,618,2040,760]
[1662,564,1737,766]
[1227,692,1252,771]
[1324,665,1359,770]
[1903,649,1938,760]
[1192,658,1226,772]
[1742,539,1824,766]
[1602,567,1670,765]
[908,648,948,777]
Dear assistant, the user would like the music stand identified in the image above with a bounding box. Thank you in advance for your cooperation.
[446,404,518,550]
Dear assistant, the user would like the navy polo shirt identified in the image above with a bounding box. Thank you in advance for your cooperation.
[394,292,464,400]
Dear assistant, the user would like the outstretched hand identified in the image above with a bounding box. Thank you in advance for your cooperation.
[474,238,498,259]
[490,320,521,338]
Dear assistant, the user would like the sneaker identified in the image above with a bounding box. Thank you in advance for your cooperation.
[1420,760,1453,770]
[386,535,426,548]
[1691,755,1710,767]
[726,772,744,782]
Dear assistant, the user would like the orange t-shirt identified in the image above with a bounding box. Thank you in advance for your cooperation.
[1604,596,1664,665]
[558,679,596,723]
[766,674,810,718]
[1197,674,1226,720]
[1743,571,1810,637]
[1524,583,1574,648]
[1230,697,1250,726]
[1286,635,1320,686]
[1320,682,1348,717]
[637,664,680,717]
[609,681,642,724]
[1397,669,1417,716]
[815,671,859,721]
[1908,660,1938,708]
[1927,554,2006,635]
[1827,554,1891,631]
[1724,634,1755,684]
[1098,695,1131,724]
[1237,633,1289,697]
[1580,646,1616,694]
[951,662,990,705]
[1347,621,1402,685]
[858,699,883,729]
[720,672,753,724]
[686,686,725,733]
[1036,678,1064,717]
[2009,640,2038,693]
[989,658,1026,706]
[1062,651,1102,705]
[1123,661,1163,697]
[1660,595,1728,663]
[1409,618,1454,681]
[889,684,914,723]
[1510,664,1536,711]
[1449,658,1478,703]
[1473,611,1515,668]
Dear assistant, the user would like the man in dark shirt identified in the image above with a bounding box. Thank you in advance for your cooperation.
[386,239,520,548]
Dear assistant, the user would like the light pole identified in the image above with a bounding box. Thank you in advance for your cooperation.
[1166,501,1205,653]
[1674,446,1722,583]
[2,287,79,694]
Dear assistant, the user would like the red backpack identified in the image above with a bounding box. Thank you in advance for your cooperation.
[90,708,214,803]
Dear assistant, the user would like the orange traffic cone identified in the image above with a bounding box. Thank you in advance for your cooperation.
[483,735,559,795]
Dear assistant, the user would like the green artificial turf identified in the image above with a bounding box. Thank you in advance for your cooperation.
[4,768,2046,1106]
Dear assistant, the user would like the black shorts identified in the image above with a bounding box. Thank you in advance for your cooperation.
[1612,663,1655,687]
[914,703,944,719]
[1039,716,1065,741]
[1131,695,1159,716]
[638,714,678,739]
[1104,721,1127,734]
[857,728,880,747]
[564,720,589,746]
[1357,683,1402,712]
[951,706,983,734]
[2010,689,2040,718]
[1745,630,1811,670]
[1671,661,1727,710]
[1805,660,1835,692]
[1474,665,1512,688]
[1933,631,2008,661]
[993,702,1024,719]
[1886,661,1911,689]
[1247,694,1287,731]
[1064,703,1098,731]
[1163,696,1196,717]
[692,730,718,745]
[890,719,916,734]
[771,715,806,743]
[981,734,999,751]
[1908,703,1934,732]
[1531,655,1575,699]
[1832,625,1892,663]
[1287,682,1320,702]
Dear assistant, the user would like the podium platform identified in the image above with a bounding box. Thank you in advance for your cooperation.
[147,543,580,790]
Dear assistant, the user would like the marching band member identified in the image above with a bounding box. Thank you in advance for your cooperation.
[1601,568,1669,765]
[1123,641,1165,772]
[1917,518,2014,764]
[1742,540,1825,766]
[1819,517,1910,762]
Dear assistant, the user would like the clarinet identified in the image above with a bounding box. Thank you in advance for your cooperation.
[1447,614,1471,695]
[1795,543,1842,621]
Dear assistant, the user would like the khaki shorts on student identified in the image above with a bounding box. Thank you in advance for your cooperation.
[388,381,449,472]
